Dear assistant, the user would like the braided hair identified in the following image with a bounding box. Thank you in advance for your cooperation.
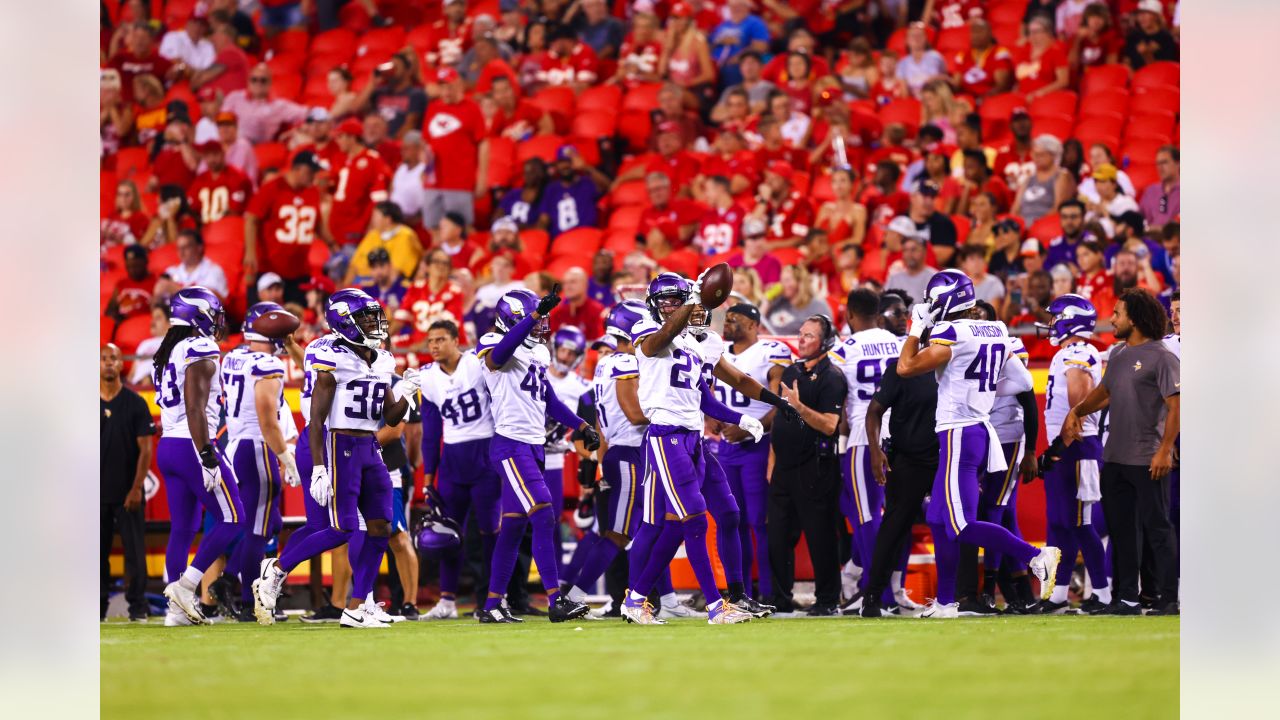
[151,325,197,387]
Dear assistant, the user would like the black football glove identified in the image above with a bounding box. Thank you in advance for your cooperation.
[1034,437,1066,481]
[577,458,599,488]
[198,444,219,470]
[536,283,562,316]
[579,424,601,451]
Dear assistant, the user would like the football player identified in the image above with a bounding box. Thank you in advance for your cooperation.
[544,326,594,578]
[254,289,418,629]
[221,302,302,622]
[474,287,598,623]
[896,270,1061,618]
[152,287,244,625]
[1037,294,1112,614]
[418,320,501,621]
[620,273,795,624]
[714,303,790,606]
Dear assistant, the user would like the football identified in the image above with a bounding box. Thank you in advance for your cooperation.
[698,262,734,310]
[251,309,300,339]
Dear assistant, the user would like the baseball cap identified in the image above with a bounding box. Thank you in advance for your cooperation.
[291,150,329,171]
[437,67,461,84]
[915,179,940,197]
[1010,106,1030,119]
[215,110,238,125]
[765,160,794,181]
[1136,0,1163,13]
[306,106,330,122]
[726,303,761,323]
[335,118,363,137]
[993,218,1022,235]
[197,85,218,102]
[591,334,619,352]
[367,247,392,265]
[257,272,284,292]
[887,216,919,238]
[1020,238,1043,258]
[1092,162,1119,182]
[195,140,223,154]
[556,145,577,162]
[301,275,336,293]
[656,120,681,135]
[670,2,693,18]
[492,216,518,233]
[743,216,767,238]
[123,244,149,260]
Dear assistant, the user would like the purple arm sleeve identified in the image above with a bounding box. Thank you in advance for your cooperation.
[420,402,443,475]
[490,314,538,366]
[545,381,586,430]
[699,380,741,425]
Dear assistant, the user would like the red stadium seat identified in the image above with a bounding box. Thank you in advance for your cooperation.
[355,27,407,61]
[1028,212,1062,243]
[204,243,244,287]
[1129,84,1179,118]
[1073,117,1124,154]
[602,230,637,257]
[1029,90,1078,120]
[307,239,332,278]
[886,26,935,56]
[879,97,921,135]
[950,214,971,243]
[515,134,565,165]
[610,181,649,208]
[544,255,589,279]
[607,205,645,235]
[271,29,311,57]
[990,21,1021,50]
[978,92,1026,143]
[810,173,835,204]
[1131,61,1180,92]
[204,217,246,248]
[311,28,358,59]
[577,84,623,114]
[305,51,353,80]
[772,247,803,267]
[520,229,551,265]
[1121,139,1170,168]
[1081,64,1129,96]
[266,51,307,76]
[1125,113,1175,143]
[622,83,663,112]
[660,248,701,278]
[271,73,303,101]
[936,27,970,56]
[254,143,290,179]
[987,2,1027,26]
[571,109,618,140]
[148,243,180,274]
[113,147,150,181]
[338,1,373,32]
[1079,86,1129,119]
[550,227,604,261]
[407,25,435,57]
[1125,163,1160,194]
[486,136,517,189]
[1029,113,1074,143]
[533,85,577,117]
[101,315,116,347]
[101,170,117,218]
[616,110,653,152]
[164,0,197,29]
[569,137,601,167]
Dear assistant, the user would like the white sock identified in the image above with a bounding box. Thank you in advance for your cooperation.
[844,559,862,581]
[891,570,904,593]
[1050,585,1069,604]
[180,566,203,590]
[660,592,678,607]
[1093,586,1112,605]
[567,586,588,603]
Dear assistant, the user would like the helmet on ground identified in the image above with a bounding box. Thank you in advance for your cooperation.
[413,487,462,552]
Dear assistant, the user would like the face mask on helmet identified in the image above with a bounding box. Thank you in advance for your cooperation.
[1036,295,1097,346]
[552,338,586,373]
[352,307,389,349]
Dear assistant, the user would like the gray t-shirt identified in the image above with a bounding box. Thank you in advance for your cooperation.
[1101,340,1180,465]
[885,267,938,308]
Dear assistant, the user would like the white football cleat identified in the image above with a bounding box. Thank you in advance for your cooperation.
[163,600,194,626]
[621,598,665,625]
[894,588,923,611]
[421,599,458,620]
[707,600,752,625]
[163,582,207,625]
[658,600,706,619]
[252,558,287,625]
[1028,546,1063,600]
[361,600,403,623]
[918,599,960,619]
[340,607,389,629]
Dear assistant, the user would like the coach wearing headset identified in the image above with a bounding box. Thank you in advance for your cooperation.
[767,315,848,616]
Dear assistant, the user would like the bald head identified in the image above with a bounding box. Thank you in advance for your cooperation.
[563,267,587,301]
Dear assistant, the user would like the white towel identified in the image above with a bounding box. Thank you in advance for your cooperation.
[1077,459,1102,503]
[983,421,1008,474]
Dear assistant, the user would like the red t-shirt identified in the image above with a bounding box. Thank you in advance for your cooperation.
[490,100,546,140]
[110,50,173,102]
[994,145,1034,190]
[760,191,814,241]
[760,54,832,84]
[151,146,196,189]
[753,144,811,174]
[646,151,702,190]
[394,280,469,346]
[617,36,663,87]
[473,58,520,97]
[114,274,157,318]
[101,211,150,247]
[954,45,1014,97]
[1076,270,1116,321]
[188,166,253,224]
[247,176,322,278]
[1076,30,1124,68]
[439,239,486,273]
[548,297,606,339]
[424,98,484,191]
[1013,43,1068,95]
[934,0,984,29]
[638,199,706,251]
[701,150,760,189]
[423,19,474,68]
[695,204,746,256]
[329,149,390,244]
[208,46,250,95]
[857,186,910,232]
[864,145,917,178]
[533,44,601,87]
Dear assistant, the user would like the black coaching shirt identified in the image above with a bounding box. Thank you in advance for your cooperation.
[871,359,939,462]
[101,387,156,504]
[771,354,847,469]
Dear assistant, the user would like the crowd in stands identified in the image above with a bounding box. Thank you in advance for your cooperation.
[101,0,1180,368]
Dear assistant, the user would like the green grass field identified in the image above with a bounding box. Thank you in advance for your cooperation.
[101,615,1177,719]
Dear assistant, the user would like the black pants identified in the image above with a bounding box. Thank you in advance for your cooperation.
[768,455,842,608]
[101,503,148,619]
[865,452,937,599]
[1102,463,1179,604]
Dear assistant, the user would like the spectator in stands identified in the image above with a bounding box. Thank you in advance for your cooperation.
[100,69,130,158]
[106,245,157,323]
[1012,134,1075,226]
[159,11,214,71]
[1079,142,1136,201]
[472,254,526,334]
[364,50,428,138]
[345,202,424,285]
[896,22,948,98]
[129,74,169,148]
[729,51,775,114]
[920,80,958,144]
[102,180,150,247]
[423,68,487,228]
[489,75,554,140]
[150,117,200,191]
[885,236,938,303]
[257,272,286,306]
[588,249,616,307]
[1061,138,1087,184]
[215,110,258,180]
[957,246,1006,303]
[858,161,910,232]
[1157,221,1180,280]
[535,24,602,92]
[699,122,758,196]
[995,107,1035,189]
[953,18,1013,99]
[548,267,606,338]
[141,185,199,248]
[754,161,814,250]
[637,172,703,259]
[957,148,1011,215]
[320,68,357,121]
[1140,146,1180,228]
[998,268,1053,342]
[908,180,958,267]
[327,118,391,246]
[394,249,469,348]
[921,147,962,215]
[963,190,999,251]
[159,229,229,299]
[763,264,830,335]
[126,305,170,388]
[390,130,428,225]
[434,212,485,272]
[109,21,174,101]
[1125,0,1179,68]
[1043,198,1094,273]
[660,3,718,112]
[732,266,767,309]
[1015,16,1070,101]
[360,248,409,313]
[710,0,771,84]
[1075,239,1116,319]
[191,86,222,144]
[1113,247,1165,295]
[479,216,532,279]
[815,168,867,249]
[221,64,306,144]
[538,146,609,239]
[188,140,252,226]
[988,218,1030,278]
[361,113,401,169]
[500,158,550,228]
[728,217,782,287]
[1049,262,1075,299]
[573,0,625,58]
[834,39,877,102]
[612,11,664,87]
[192,23,250,95]
[1083,163,1140,235]
[1069,2,1123,70]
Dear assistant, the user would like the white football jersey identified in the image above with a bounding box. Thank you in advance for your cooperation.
[221,346,286,441]
[629,314,705,432]
[829,329,901,445]
[310,341,397,432]
[694,330,726,385]
[545,369,592,470]
[928,319,1021,431]
[1163,333,1180,359]
[420,352,494,444]
[156,335,222,439]
[477,331,554,444]
[717,338,791,420]
[990,338,1030,443]
[1045,339,1103,440]
[593,352,645,448]
[299,334,337,422]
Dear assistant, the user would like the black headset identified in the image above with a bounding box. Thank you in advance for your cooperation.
[806,314,838,354]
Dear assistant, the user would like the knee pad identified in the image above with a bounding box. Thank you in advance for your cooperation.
[683,512,709,537]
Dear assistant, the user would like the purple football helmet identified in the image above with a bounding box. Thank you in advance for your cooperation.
[1038,293,1097,345]
[924,269,977,319]
[413,487,461,552]
[326,288,387,349]
[243,301,286,351]
[645,272,709,329]
[551,325,587,372]
[606,299,647,340]
[494,288,549,345]
[169,287,225,338]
